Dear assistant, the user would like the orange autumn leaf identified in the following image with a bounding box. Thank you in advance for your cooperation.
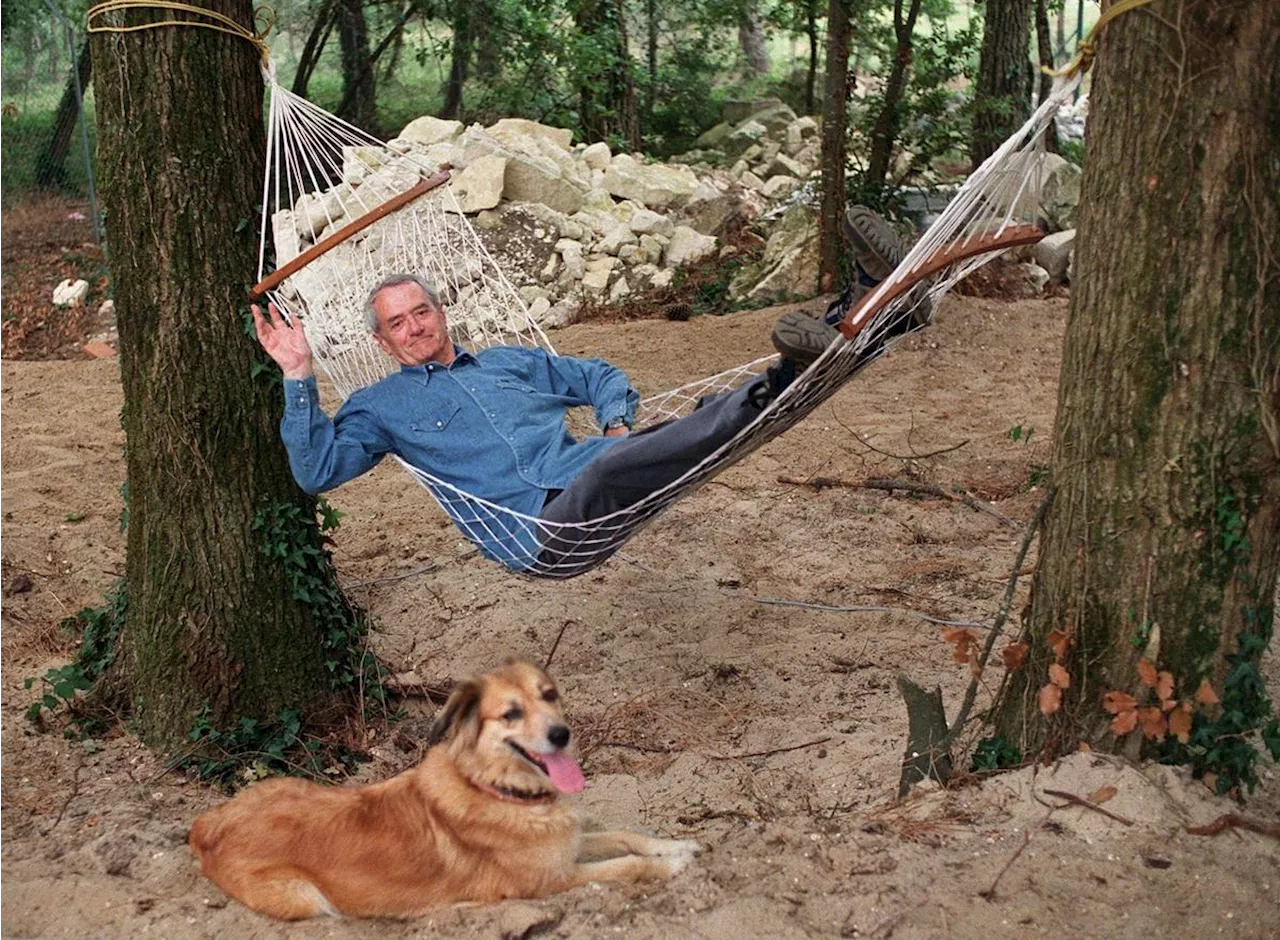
[1139,706,1167,741]
[1102,690,1138,714]
[1089,785,1118,805]
[1169,703,1193,743]
[1109,708,1139,735]
[1194,679,1220,705]
[1047,629,1072,662]
[1136,658,1158,687]
[941,627,979,663]
[1048,663,1071,689]
[1161,697,1178,712]
[1038,682,1063,716]
[1155,670,1175,702]
[1002,642,1030,671]
[1078,741,1092,752]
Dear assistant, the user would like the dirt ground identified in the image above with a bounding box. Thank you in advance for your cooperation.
[3,208,1280,938]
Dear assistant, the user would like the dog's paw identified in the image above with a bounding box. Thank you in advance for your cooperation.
[658,838,702,858]
[655,850,695,878]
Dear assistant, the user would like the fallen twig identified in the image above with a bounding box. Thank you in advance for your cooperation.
[980,811,1052,900]
[777,474,1019,530]
[723,591,990,629]
[543,619,575,670]
[1041,788,1134,826]
[1187,813,1280,841]
[852,432,971,461]
[342,549,478,589]
[41,752,83,836]
[939,488,1056,752]
[711,736,831,761]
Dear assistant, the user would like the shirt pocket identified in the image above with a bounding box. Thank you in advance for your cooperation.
[495,378,539,395]
[410,403,462,434]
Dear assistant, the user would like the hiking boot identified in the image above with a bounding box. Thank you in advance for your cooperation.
[771,310,840,368]
[841,205,905,282]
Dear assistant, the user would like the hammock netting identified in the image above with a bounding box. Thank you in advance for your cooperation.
[253,63,1080,579]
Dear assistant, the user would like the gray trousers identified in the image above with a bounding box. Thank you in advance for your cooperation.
[537,377,770,570]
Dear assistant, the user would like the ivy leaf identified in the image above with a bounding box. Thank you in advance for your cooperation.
[1109,708,1139,736]
[1193,679,1220,705]
[1103,690,1137,714]
[1038,682,1062,716]
[1048,663,1071,689]
[1001,642,1029,671]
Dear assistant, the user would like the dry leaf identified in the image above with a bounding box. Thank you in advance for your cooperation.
[1048,663,1071,689]
[1038,682,1063,716]
[1169,702,1193,743]
[1103,690,1138,714]
[1078,741,1092,752]
[1139,706,1167,741]
[1089,785,1118,805]
[1155,670,1175,702]
[1161,697,1178,712]
[1109,708,1139,735]
[1194,679,1220,705]
[941,627,979,664]
[1202,772,1218,792]
[1002,642,1030,671]
[1136,658,1158,687]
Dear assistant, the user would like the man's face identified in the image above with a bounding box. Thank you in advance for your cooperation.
[371,281,456,367]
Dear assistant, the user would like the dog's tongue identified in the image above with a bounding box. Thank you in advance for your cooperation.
[541,752,585,794]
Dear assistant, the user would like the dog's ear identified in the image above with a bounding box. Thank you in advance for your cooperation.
[427,679,481,747]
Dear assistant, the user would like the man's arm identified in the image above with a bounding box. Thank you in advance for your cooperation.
[528,348,640,435]
[254,303,390,492]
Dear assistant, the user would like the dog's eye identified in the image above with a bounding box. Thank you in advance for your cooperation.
[541,688,559,703]
[502,706,524,722]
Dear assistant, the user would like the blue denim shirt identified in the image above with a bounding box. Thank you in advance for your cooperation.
[280,345,640,545]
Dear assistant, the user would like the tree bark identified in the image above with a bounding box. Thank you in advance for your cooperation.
[34,38,92,190]
[865,0,924,196]
[818,0,852,290]
[90,0,342,751]
[970,0,1031,170]
[988,0,1280,771]
[337,0,377,132]
[739,1,770,75]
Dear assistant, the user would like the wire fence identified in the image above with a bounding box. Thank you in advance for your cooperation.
[2,2,101,240]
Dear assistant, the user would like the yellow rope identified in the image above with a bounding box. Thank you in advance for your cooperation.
[1044,0,1157,78]
[86,1,274,65]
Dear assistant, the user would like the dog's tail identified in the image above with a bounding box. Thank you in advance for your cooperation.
[188,811,224,867]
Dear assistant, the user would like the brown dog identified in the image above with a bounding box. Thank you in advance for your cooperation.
[188,661,698,919]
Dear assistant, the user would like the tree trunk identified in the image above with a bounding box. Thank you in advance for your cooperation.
[90,0,345,752]
[970,0,1031,170]
[572,0,639,149]
[34,38,92,190]
[818,0,852,290]
[805,0,819,115]
[646,0,658,123]
[988,0,1280,787]
[292,0,337,98]
[440,0,474,119]
[865,0,924,196]
[1033,0,1059,153]
[739,1,769,75]
[337,0,377,132]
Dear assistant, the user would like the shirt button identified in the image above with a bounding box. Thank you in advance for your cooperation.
[436,420,443,428]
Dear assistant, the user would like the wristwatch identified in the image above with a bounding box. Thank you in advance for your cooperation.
[604,415,632,432]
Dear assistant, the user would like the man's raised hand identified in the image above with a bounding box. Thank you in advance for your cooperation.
[252,302,314,380]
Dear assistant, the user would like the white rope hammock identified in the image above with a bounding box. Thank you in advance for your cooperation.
[253,62,1080,579]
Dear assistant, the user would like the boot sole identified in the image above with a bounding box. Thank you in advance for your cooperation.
[771,312,839,367]
[841,206,904,282]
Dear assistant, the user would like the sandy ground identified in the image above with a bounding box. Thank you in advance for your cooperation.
[3,295,1279,939]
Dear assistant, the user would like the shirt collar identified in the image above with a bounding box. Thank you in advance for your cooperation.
[399,345,475,376]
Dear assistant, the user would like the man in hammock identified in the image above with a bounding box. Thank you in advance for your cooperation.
[252,207,915,570]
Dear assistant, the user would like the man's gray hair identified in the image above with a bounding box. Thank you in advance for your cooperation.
[364,274,443,332]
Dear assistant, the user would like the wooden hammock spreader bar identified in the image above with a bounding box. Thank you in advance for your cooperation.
[249,168,453,299]
[835,222,1046,341]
